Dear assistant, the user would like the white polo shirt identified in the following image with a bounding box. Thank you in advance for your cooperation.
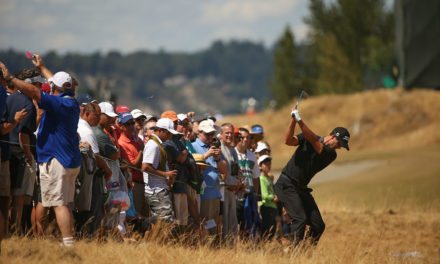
[77,118,99,154]
[142,134,168,194]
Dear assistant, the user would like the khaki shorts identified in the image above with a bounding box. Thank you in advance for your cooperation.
[187,184,200,212]
[0,160,11,197]
[13,158,36,196]
[173,193,189,226]
[39,158,80,207]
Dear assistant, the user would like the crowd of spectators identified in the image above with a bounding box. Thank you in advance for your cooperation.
[0,54,288,250]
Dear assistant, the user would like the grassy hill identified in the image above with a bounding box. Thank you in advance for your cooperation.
[222,88,440,170]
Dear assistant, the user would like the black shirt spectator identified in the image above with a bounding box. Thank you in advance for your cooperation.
[6,91,36,146]
[163,134,188,194]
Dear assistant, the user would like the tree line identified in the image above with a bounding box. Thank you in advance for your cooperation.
[1,0,396,112]
[271,0,396,108]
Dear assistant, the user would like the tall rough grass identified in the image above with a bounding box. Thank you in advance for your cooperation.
[2,209,439,264]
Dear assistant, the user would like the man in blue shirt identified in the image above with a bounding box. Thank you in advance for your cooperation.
[0,55,80,247]
[192,119,227,235]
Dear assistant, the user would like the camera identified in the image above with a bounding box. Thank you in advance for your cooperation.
[211,137,221,149]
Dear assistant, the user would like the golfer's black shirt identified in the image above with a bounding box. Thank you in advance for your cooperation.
[281,133,337,188]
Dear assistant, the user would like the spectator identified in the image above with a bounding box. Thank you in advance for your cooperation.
[161,111,190,229]
[255,141,271,159]
[143,116,157,143]
[258,155,277,240]
[1,55,81,247]
[0,74,27,251]
[219,123,239,240]
[97,102,119,147]
[177,113,202,229]
[113,105,131,140]
[131,109,147,142]
[77,100,112,234]
[249,124,264,152]
[93,102,127,234]
[141,118,178,222]
[235,127,260,239]
[192,119,227,235]
[117,112,147,219]
[6,71,37,235]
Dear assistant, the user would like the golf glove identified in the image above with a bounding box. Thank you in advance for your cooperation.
[291,109,301,122]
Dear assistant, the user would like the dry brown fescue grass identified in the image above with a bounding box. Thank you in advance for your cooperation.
[2,210,439,264]
[2,144,439,263]
[2,89,440,263]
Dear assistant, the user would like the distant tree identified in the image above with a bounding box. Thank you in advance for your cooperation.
[270,26,301,108]
[305,0,395,94]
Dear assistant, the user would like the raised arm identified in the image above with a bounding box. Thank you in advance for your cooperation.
[293,109,324,154]
[31,54,54,79]
[285,110,299,146]
[0,62,41,102]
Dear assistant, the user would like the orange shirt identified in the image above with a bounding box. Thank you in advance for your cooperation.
[118,132,144,182]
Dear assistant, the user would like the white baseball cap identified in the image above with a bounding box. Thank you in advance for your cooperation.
[153,118,180,135]
[131,109,146,119]
[198,119,216,134]
[177,113,188,122]
[99,102,118,117]
[255,142,269,153]
[257,155,272,165]
[48,71,73,88]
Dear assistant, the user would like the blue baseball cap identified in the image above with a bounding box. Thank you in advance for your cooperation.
[251,124,264,134]
[77,94,96,106]
[118,112,134,125]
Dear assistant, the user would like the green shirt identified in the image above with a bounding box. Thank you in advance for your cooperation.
[259,174,277,208]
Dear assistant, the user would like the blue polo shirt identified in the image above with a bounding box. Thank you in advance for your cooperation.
[37,92,81,168]
[192,138,221,200]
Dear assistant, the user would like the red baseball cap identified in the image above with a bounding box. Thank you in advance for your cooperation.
[116,105,130,114]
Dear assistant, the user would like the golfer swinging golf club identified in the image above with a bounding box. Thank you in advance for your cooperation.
[274,98,350,246]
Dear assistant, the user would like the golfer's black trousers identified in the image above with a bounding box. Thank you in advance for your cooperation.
[274,174,325,245]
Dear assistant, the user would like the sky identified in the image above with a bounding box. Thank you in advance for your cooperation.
[0,0,311,54]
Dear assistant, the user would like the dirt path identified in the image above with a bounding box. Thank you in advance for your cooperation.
[310,160,385,185]
[273,160,384,185]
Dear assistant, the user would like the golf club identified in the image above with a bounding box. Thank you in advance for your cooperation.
[294,90,309,110]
